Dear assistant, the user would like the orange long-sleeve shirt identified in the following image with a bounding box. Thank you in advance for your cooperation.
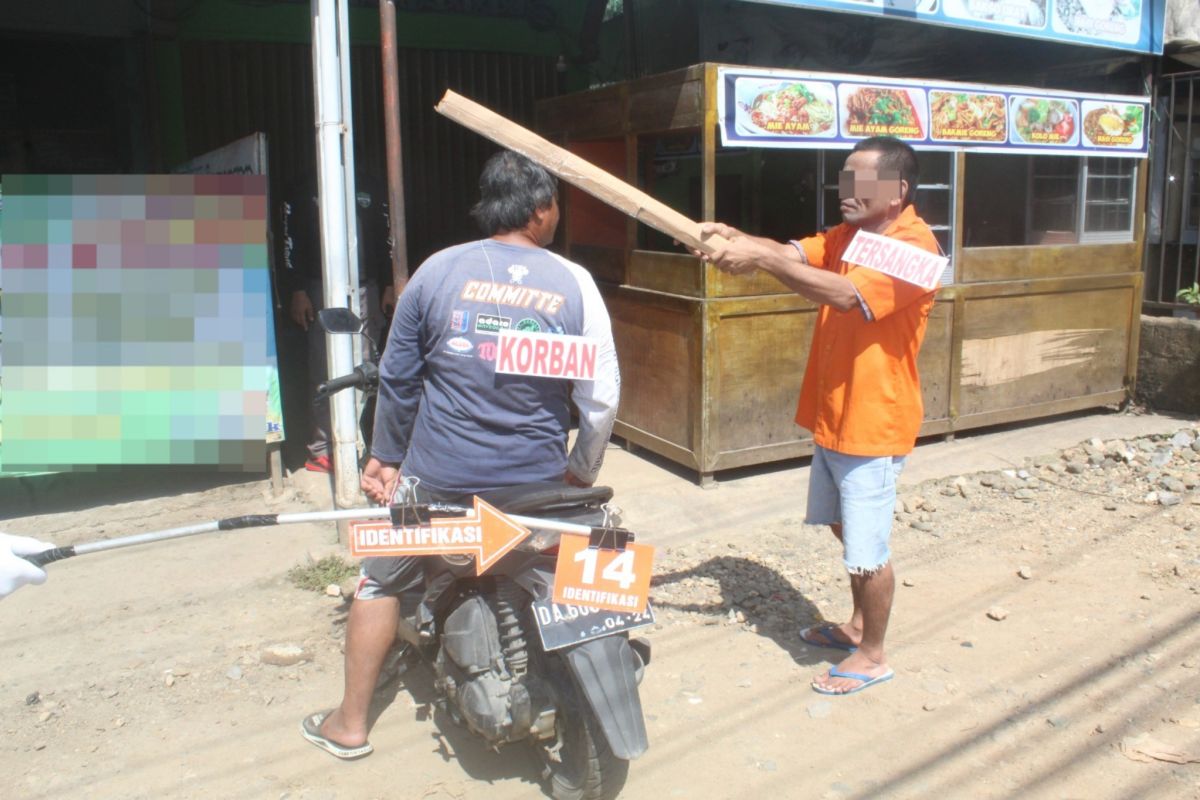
[795,205,938,457]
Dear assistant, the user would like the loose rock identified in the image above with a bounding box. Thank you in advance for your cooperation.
[260,644,311,667]
[1017,566,1033,580]
[987,607,1009,621]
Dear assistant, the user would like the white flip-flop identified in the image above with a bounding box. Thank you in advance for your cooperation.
[300,710,374,760]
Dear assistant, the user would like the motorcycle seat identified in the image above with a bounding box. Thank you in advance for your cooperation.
[476,481,613,516]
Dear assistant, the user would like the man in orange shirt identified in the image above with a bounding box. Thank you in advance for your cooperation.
[699,137,938,695]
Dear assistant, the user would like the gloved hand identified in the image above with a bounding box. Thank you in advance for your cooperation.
[0,532,55,598]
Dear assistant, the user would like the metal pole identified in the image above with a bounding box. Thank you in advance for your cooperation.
[26,507,611,567]
[338,0,362,344]
[312,0,361,511]
[379,0,410,294]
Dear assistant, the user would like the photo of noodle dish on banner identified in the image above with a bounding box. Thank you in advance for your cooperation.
[839,84,927,141]
[929,91,1007,144]
[1079,100,1145,150]
[733,77,838,138]
[1009,95,1080,147]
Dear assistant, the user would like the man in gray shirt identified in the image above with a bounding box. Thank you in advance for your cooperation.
[302,151,620,759]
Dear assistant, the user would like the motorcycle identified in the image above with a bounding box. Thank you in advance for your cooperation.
[317,307,652,800]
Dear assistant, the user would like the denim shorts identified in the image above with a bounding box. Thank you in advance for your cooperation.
[805,445,905,575]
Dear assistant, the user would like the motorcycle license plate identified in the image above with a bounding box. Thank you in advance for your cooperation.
[531,598,655,652]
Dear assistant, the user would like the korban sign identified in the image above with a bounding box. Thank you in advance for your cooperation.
[495,330,599,380]
[841,231,947,291]
[349,497,528,574]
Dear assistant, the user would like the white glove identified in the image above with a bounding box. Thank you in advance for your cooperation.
[0,532,56,598]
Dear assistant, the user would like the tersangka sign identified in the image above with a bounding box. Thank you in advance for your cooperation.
[842,231,947,292]
[718,67,1150,159]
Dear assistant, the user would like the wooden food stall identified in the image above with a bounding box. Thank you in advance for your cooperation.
[537,63,1148,483]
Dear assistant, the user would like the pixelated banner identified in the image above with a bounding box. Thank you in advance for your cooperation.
[0,174,280,472]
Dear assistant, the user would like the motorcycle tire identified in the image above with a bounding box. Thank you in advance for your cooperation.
[542,680,630,800]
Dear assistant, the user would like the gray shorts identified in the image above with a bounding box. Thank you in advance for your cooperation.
[353,482,472,601]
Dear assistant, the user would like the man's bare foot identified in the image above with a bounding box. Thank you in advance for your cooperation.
[812,651,892,695]
[799,622,860,651]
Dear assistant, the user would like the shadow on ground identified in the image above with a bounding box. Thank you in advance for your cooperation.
[651,556,832,667]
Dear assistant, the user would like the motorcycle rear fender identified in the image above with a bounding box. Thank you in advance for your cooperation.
[563,635,648,760]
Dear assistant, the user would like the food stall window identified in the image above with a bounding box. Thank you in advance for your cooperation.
[1081,158,1137,243]
[636,133,820,251]
[1029,156,1080,244]
[963,154,1137,247]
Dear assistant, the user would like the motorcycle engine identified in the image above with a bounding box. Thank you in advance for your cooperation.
[437,594,534,743]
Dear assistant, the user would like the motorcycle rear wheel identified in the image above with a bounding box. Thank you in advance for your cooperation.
[542,696,629,800]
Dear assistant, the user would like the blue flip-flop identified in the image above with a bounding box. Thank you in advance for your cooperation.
[811,667,895,696]
[799,624,858,653]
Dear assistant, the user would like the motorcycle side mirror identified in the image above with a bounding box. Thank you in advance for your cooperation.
[318,307,365,334]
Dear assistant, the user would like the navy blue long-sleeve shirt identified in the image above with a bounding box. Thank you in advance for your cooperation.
[371,239,620,494]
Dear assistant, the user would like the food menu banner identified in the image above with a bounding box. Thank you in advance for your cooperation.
[739,0,1165,55]
[718,67,1150,158]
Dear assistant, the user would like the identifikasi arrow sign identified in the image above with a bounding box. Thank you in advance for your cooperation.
[348,496,529,574]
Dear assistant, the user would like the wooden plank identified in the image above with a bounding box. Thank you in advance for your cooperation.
[949,390,1127,434]
[959,242,1140,283]
[709,262,793,297]
[624,64,707,129]
[536,83,626,138]
[949,288,965,420]
[435,90,730,256]
[701,64,717,223]
[952,151,965,283]
[628,250,705,297]
[612,420,701,470]
[602,286,698,452]
[958,271,1139,300]
[709,439,816,472]
[957,287,1133,417]
[917,301,953,423]
[1125,272,1143,395]
[709,302,816,458]
[628,77,705,132]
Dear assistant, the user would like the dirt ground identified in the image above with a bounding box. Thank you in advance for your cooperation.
[3,409,1200,800]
